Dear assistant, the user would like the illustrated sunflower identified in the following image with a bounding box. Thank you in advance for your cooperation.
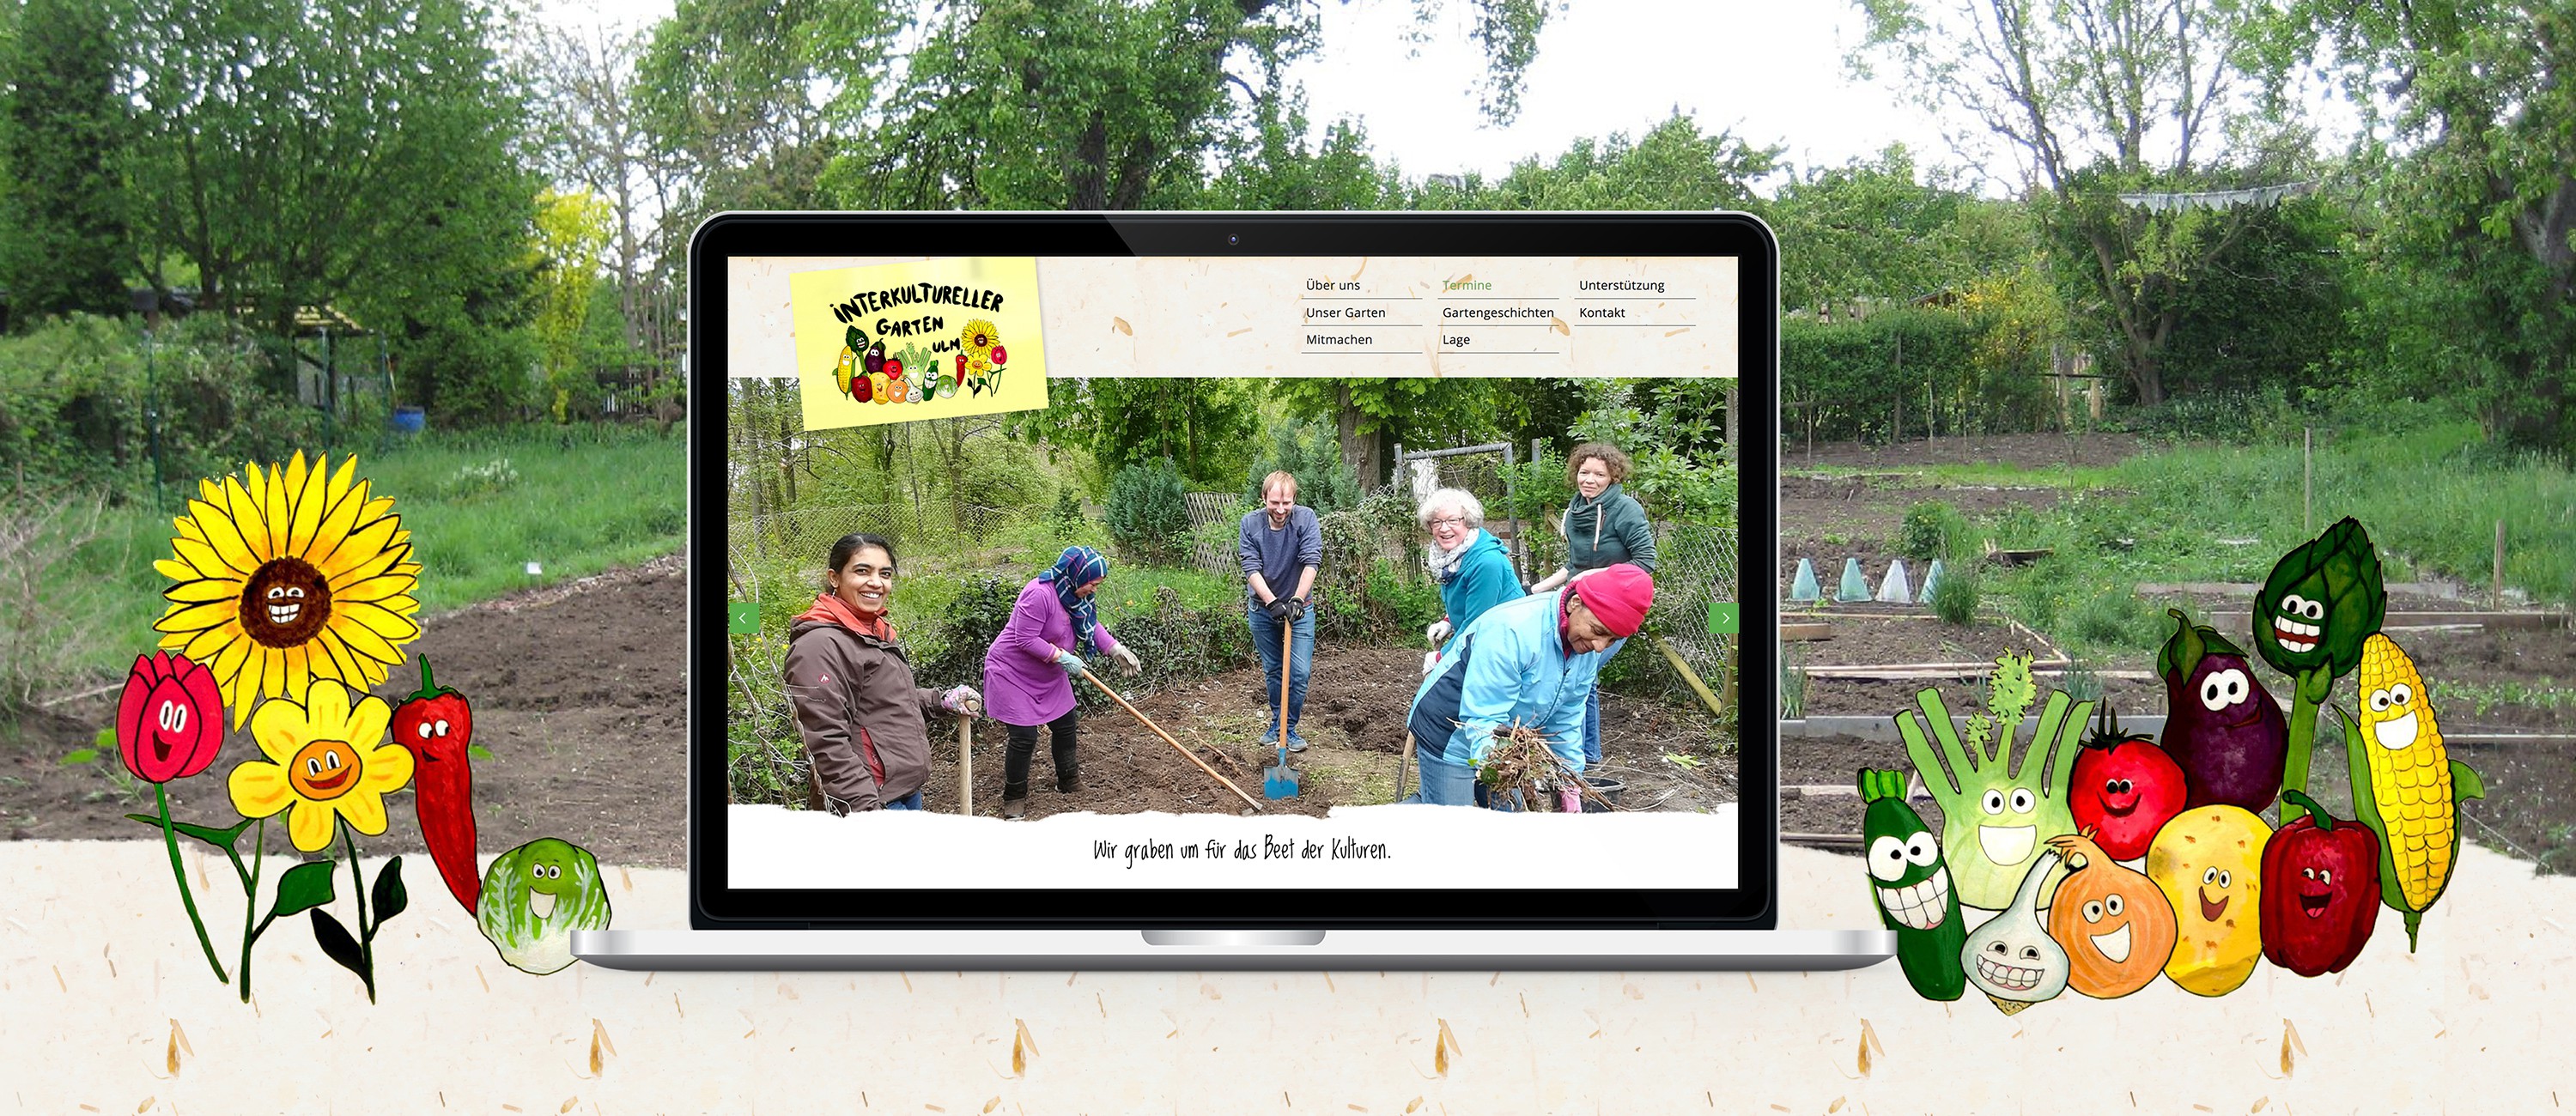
[228,679,414,852]
[959,318,1001,373]
[153,452,423,728]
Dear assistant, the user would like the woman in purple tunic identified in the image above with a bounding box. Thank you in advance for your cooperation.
[982,546,1141,818]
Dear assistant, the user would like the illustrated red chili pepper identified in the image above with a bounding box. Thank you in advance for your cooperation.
[2259,788,2381,976]
[391,655,480,915]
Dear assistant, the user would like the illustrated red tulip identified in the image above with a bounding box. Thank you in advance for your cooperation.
[988,343,1006,366]
[117,652,225,784]
[117,649,234,985]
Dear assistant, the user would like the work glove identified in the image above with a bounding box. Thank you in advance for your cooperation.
[1052,646,1084,671]
[1111,645,1141,676]
[1558,785,1586,814]
[1426,619,1453,646]
[939,685,983,717]
[1420,651,1440,678]
[1285,597,1309,622]
[1264,597,1291,622]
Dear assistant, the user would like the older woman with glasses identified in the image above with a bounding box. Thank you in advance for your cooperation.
[1416,487,1525,677]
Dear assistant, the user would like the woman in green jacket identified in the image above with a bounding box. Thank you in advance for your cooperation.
[1528,442,1657,768]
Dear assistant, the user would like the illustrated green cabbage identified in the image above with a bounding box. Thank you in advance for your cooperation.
[476,838,612,975]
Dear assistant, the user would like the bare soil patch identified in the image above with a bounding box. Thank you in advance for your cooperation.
[919,645,1736,820]
[2,555,691,868]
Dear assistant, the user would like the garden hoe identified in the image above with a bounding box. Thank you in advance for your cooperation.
[1264,617,1299,798]
[1074,665,1263,813]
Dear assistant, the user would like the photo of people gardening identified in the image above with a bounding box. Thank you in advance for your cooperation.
[726,375,1741,823]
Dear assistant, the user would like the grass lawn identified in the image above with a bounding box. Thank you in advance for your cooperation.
[39,423,689,686]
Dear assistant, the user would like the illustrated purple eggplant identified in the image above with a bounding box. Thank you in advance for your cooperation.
[2156,608,2289,813]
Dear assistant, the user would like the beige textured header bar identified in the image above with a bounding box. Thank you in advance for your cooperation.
[730,255,1738,379]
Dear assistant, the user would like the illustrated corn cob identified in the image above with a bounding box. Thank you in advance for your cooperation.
[2356,634,2450,906]
[2336,631,2484,950]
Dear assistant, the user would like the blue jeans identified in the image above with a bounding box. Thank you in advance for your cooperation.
[1247,601,1314,735]
[881,789,925,811]
[1408,753,1479,805]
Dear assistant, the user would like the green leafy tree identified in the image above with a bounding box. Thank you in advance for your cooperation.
[1105,456,1191,563]
[0,0,131,322]
[1245,418,1361,513]
[1770,144,2033,315]
[2257,1,2576,446]
[119,0,539,415]
[1418,114,1778,213]
[1857,0,2269,407]
[808,0,1546,211]
[532,189,611,422]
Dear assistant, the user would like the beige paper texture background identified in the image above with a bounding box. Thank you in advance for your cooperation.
[8,837,2567,1113]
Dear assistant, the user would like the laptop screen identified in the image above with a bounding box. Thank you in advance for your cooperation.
[698,215,1773,922]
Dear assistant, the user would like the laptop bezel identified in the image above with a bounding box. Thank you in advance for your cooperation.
[688,212,1780,929]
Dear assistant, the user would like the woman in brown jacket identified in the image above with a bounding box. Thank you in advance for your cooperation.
[782,533,981,813]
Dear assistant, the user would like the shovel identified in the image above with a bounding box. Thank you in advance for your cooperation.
[1263,611,1299,798]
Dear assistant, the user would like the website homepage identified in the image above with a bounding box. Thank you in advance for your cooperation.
[724,254,1741,890]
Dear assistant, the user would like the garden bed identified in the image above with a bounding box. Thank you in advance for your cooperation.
[2,554,693,868]
[918,645,1737,820]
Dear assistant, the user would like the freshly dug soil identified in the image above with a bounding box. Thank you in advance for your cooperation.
[0,555,692,869]
[918,645,1736,820]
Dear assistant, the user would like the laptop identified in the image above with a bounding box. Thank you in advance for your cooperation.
[574,211,1892,970]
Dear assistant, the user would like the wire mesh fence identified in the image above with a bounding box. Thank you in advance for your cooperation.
[1647,522,1741,714]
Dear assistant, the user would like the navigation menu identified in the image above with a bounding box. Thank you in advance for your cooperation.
[1292,270,1699,361]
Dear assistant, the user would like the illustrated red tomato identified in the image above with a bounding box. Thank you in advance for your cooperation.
[885,357,903,379]
[988,343,1007,366]
[2069,711,2189,861]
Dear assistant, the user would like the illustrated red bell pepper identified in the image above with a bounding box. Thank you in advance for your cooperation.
[2259,788,2381,976]
[391,656,481,915]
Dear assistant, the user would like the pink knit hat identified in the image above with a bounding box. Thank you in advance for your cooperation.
[1571,564,1655,637]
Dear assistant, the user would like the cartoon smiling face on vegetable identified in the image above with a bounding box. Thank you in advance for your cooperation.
[2253,519,2385,675]
[1895,654,2093,910]
[2044,831,2178,998]
[2069,704,2187,861]
[1859,767,1965,1001]
[2147,804,2271,996]
[476,838,612,975]
[2254,519,2388,825]
[1959,849,2069,1014]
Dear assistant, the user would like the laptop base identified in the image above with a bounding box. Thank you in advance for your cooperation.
[573,929,1896,971]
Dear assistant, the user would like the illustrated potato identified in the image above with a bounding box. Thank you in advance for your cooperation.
[2146,804,2272,996]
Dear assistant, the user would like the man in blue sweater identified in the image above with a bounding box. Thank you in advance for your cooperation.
[1405,564,1656,808]
[1241,471,1322,751]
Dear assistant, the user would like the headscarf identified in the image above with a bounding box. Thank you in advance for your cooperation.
[795,591,896,642]
[1038,545,1109,654]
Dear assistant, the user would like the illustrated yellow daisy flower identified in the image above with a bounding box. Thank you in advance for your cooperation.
[959,318,1001,373]
[152,452,423,728]
[228,680,413,853]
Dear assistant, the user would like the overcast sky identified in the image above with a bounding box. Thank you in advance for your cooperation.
[536,0,1976,189]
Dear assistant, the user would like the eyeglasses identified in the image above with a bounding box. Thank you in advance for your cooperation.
[1426,517,1467,529]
